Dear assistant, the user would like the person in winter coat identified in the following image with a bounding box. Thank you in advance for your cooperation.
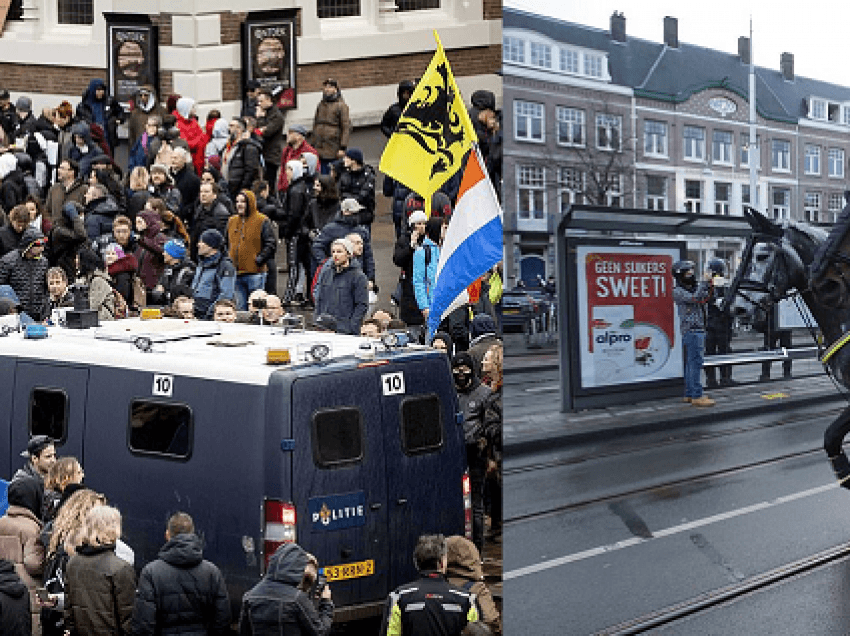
[223,117,263,201]
[255,89,286,185]
[131,512,231,636]
[380,79,415,138]
[45,158,87,223]
[307,174,340,236]
[337,148,376,228]
[64,122,99,179]
[311,198,372,273]
[227,189,276,310]
[0,203,29,258]
[76,247,116,321]
[281,159,311,304]
[0,153,28,213]
[148,162,183,217]
[204,117,229,166]
[103,242,138,310]
[239,542,333,636]
[313,237,368,335]
[468,314,500,380]
[83,182,122,241]
[48,202,86,281]
[171,147,200,225]
[391,210,427,328]
[0,558,31,636]
[146,197,190,245]
[189,182,231,262]
[191,229,236,319]
[0,227,50,321]
[127,86,166,149]
[173,97,206,175]
[310,78,351,173]
[382,175,412,239]
[151,239,195,307]
[126,165,152,221]
[276,124,318,194]
[64,506,136,636]
[77,78,124,152]
[481,344,502,541]
[413,216,444,337]
[0,477,46,635]
[134,208,168,294]
[445,536,501,636]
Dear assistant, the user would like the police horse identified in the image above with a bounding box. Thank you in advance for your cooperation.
[734,206,850,486]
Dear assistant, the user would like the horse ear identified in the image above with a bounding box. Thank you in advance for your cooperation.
[744,206,783,238]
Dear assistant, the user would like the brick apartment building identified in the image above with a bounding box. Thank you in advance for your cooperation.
[0,0,501,128]
[503,7,850,286]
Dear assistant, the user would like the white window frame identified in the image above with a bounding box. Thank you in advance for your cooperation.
[560,49,579,74]
[684,180,702,213]
[605,174,622,207]
[595,114,622,151]
[503,36,525,64]
[804,145,821,176]
[829,192,844,223]
[804,191,821,223]
[529,41,552,68]
[772,139,791,172]
[683,125,705,162]
[712,130,734,165]
[829,148,845,178]
[843,106,850,126]
[772,188,790,220]
[559,167,584,213]
[517,165,546,220]
[514,100,544,143]
[556,107,585,147]
[644,120,667,158]
[810,98,827,120]
[715,182,731,215]
[645,175,667,211]
[584,53,603,78]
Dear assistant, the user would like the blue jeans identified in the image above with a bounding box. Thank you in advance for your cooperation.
[683,330,705,398]
[235,273,267,311]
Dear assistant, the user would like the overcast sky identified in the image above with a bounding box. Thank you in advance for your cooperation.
[504,0,850,87]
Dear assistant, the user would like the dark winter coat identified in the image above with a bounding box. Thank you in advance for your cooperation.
[281,175,311,239]
[0,558,31,636]
[307,197,339,236]
[148,181,183,217]
[226,137,263,201]
[0,223,24,259]
[126,189,151,222]
[310,212,373,273]
[131,533,231,636]
[107,253,139,307]
[65,122,101,178]
[48,208,87,281]
[45,178,87,223]
[313,260,368,335]
[151,257,196,306]
[172,164,200,226]
[310,93,351,161]
[84,194,122,241]
[257,104,286,168]
[337,165,376,226]
[239,543,333,636]
[134,210,168,290]
[0,227,50,321]
[382,176,412,231]
[189,198,231,261]
[1,169,28,213]
[392,228,425,326]
[191,251,237,319]
[64,543,135,636]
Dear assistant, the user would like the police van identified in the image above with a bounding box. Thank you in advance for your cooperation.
[0,318,470,622]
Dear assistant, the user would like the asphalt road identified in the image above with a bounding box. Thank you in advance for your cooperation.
[502,363,850,635]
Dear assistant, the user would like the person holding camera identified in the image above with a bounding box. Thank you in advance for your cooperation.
[131,512,231,636]
[704,257,736,388]
[239,542,333,636]
[672,260,715,407]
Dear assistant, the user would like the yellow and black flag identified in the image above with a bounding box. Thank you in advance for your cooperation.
[379,31,477,214]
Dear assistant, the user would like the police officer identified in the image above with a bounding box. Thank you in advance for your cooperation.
[672,260,715,407]
[704,257,736,388]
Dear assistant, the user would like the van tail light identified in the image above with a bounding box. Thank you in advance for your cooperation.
[263,500,296,571]
[462,472,472,540]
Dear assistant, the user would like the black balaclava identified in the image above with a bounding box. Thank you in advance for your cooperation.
[452,352,477,392]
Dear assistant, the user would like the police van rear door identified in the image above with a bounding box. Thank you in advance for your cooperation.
[10,361,89,469]
[290,367,389,607]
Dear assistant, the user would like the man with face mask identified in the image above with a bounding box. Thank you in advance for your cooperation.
[673,260,715,407]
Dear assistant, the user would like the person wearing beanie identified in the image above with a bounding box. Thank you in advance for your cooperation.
[310,78,350,173]
[312,233,368,335]
[276,124,317,193]
[151,239,196,307]
[172,96,206,175]
[338,146,375,228]
[226,189,276,310]
[255,88,286,186]
[389,205,429,330]
[190,228,236,319]
[12,96,36,143]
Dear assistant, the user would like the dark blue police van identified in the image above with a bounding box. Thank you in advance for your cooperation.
[0,319,470,622]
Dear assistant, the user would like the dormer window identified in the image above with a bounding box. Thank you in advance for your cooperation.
[810,99,826,120]
[530,42,551,68]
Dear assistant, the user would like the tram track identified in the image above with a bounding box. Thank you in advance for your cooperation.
[595,542,850,634]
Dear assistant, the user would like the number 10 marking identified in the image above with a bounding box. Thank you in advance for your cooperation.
[153,374,174,397]
[381,372,405,396]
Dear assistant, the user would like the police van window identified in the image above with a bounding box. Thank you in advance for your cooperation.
[129,400,192,460]
[400,394,443,455]
[312,408,363,468]
[30,389,68,444]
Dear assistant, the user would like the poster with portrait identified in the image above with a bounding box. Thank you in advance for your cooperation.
[105,14,159,106]
[242,11,297,110]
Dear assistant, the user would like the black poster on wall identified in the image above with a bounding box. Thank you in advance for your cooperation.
[242,10,298,110]
[104,13,160,106]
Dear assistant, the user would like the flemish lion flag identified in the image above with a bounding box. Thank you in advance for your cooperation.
[379,31,477,212]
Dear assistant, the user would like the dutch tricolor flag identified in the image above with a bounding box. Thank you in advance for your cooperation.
[428,147,504,337]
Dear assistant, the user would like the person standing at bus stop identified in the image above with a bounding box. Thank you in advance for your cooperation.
[673,260,715,407]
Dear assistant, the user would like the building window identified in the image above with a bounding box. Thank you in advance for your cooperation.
[559,167,583,213]
[58,0,94,24]
[805,145,821,175]
[503,36,525,64]
[646,175,667,210]
[644,120,667,157]
[517,166,546,220]
[584,53,603,78]
[596,114,621,151]
[712,130,733,165]
[556,107,584,146]
[829,192,844,223]
[514,100,544,142]
[317,0,361,17]
[605,174,622,207]
[561,49,579,73]
[684,180,702,213]
[530,42,551,68]
[740,133,759,168]
[772,139,791,172]
[772,188,790,220]
[844,106,850,126]
[683,125,705,160]
[395,0,440,12]
[804,192,821,223]
[829,148,845,178]
[811,99,826,120]
[715,183,731,215]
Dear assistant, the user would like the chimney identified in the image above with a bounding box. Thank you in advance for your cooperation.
[610,11,626,43]
[781,52,794,81]
[664,16,678,48]
[738,36,750,65]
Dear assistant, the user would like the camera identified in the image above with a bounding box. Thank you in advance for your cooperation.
[252,298,267,310]
[312,572,327,600]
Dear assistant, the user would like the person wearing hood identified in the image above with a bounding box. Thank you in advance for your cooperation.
[467,314,501,380]
[0,558,31,635]
[127,86,166,148]
[222,117,262,201]
[48,202,86,281]
[380,79,415,138]
[445,536,501,635]
[132,512,230,635]
[134,208,168,296]
[204,117,229,166]
[83,182,122,241]
[313,237,368,335]
[173,96,206,175]
[239,542,333,636]
[227,189,276,310]
[0,226,50,321]
[255,88,286,186]
[281,159,312,305]
[78,79,124,153]
[310,78,351,174]
[46,158,88,224]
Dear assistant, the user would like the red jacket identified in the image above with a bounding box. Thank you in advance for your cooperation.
[276,141,318,193]
[174,110,206,175]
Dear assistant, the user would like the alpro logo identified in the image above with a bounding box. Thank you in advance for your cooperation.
[596,332,632,345]
[308,492,366,532]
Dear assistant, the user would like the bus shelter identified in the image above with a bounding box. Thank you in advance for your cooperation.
[555,205,757,412]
